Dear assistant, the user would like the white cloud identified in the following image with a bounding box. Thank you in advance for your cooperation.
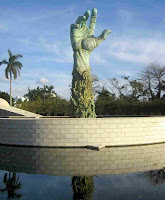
[13,87,26,94]
[37,77,49,85]
[92,37,165,65]
[91,51,109,66]
[37,38,73,63]
[111,50,149,64]
[19,37,73,64]
[113,69,131,76]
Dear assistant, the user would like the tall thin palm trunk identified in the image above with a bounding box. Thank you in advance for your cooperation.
[10,72,12,106]
[0,50,23,101]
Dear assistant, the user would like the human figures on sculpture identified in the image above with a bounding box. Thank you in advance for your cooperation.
[70,8,111,118]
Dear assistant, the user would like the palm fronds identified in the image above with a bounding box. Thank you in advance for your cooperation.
[1,49,23,79]
[0,59,8,66]
[0,49,23,105]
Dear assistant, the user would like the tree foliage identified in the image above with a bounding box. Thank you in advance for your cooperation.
[138,62,165,100]
[95,87,115,115]
[11,62,165,116]
[0,91,15,105]
[24,85,56,101]
[95,62,165,116]
[18,85,70,116]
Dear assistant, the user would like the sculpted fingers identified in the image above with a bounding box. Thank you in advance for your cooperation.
[84,10,90,20]
[76,16,85,24]
[88,8,97,35]
[70,23,81,31]
[81,29,111,52]
[83,10,90,27]
[95,29,112,46]
[99,29,112,40]
[76,15,87,28]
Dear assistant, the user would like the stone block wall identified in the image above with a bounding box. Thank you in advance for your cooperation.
[0,117,165,147]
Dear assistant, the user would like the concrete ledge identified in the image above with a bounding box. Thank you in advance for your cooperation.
[0,116,165,147]
[0,107,41,117]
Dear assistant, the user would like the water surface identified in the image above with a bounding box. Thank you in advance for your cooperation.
[0,144,165,199]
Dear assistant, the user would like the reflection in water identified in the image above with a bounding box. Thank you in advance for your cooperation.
[0,172,22,200]
[72,176,94,200]
[1,143,165,176]
[145,168,165,186]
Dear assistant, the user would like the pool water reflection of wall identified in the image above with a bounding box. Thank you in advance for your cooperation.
[0,117,165,147]
[0,143,165,176]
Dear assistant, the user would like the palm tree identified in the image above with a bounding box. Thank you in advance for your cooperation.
[0,49,23,106]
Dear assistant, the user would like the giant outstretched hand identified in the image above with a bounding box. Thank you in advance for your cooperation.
[70,8,111,74]
[70,8,111,118]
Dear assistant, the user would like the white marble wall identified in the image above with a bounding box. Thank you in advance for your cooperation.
[0,117,165,147]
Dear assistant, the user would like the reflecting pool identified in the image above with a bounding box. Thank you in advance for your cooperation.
[1,144,165,199]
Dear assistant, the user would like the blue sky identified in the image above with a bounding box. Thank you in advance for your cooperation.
[1,0,165,99]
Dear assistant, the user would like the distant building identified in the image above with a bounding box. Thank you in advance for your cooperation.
[15,96,28,102]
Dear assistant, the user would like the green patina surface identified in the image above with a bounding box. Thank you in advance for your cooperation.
[70,8,111,118]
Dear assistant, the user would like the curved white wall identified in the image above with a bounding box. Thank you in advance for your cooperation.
[0,117,165,147]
